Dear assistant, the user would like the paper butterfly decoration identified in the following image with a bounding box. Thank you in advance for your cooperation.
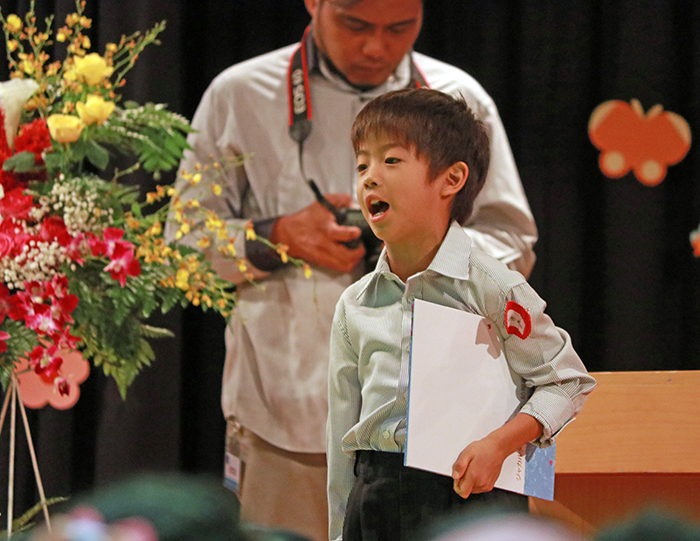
[16,349,90,409]
[588,99,691,186]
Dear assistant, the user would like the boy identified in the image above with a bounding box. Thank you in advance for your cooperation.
[327,88,595,541]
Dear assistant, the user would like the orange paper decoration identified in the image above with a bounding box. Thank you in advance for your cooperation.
[15,350,90,409]
[588,99,691,186]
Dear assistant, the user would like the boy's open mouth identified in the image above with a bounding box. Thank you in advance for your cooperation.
[368,198,389,218]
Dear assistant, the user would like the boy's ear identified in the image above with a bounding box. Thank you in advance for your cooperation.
[440,162,469,197]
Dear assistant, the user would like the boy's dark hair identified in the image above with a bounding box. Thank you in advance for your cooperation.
[351,88,490,225]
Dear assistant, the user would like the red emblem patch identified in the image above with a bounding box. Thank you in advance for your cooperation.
[505,301,531,339]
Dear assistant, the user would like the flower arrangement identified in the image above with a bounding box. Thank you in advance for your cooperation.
[0,1,307,404]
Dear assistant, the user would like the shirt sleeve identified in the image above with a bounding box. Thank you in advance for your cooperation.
[163,77,269,284]
[327,298,362,541]
[498,282,596,446]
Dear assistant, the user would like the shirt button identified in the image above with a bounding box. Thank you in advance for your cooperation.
[382,430,391,440]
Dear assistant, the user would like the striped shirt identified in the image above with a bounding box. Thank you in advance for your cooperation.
[327,223,595,540]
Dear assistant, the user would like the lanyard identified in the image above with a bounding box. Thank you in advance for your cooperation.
[287,26,429,184]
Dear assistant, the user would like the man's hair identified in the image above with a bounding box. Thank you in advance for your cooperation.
[351,88,490,225]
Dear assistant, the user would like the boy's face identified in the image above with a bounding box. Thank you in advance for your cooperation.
[355,136,454,251]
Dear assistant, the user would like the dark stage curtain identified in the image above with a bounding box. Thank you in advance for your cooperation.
[1,0,699,518]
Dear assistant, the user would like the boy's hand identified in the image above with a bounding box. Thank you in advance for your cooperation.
[451,436,509,498]
[451,413,544,499]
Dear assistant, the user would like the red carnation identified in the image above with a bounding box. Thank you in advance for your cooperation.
[13,118,51,184]
[39,215,72,247]
[13,118,52,163]
[0,187,34,220]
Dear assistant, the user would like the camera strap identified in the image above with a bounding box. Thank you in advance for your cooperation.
[287,25,429,186]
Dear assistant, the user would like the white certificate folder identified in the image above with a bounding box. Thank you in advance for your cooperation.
[405,299,555,500]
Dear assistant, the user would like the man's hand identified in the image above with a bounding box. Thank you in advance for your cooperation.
[272,193,365,273]
[451,436,508,499]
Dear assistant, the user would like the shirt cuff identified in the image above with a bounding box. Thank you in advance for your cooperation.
[520,385,577,448]
[245,217,286,272]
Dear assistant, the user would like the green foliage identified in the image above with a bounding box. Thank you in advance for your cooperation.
[0,320,40,390]
[2,151,37,173]
[91,103,194,179]
[0,0,305,402]
[0,496,68,538]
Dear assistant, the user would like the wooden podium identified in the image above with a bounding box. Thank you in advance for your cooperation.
[530,371,700,536]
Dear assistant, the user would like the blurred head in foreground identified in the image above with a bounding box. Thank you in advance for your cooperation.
[414,509,581,541]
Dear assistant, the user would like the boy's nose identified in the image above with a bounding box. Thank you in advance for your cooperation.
[363,171,379,188]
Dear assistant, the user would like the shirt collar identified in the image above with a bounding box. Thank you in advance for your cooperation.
[357,223,472,298]
[425,222,473,281]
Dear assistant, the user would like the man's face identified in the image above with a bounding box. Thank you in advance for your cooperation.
[305,0,423,87]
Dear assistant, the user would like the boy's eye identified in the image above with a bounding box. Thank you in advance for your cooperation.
[385,157,400,164]
[357,163,368,173]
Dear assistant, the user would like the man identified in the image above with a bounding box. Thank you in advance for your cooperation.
[167,1,537,540]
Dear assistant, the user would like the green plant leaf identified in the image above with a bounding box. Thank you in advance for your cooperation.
[3,151,37,172]
[86,141,110,170]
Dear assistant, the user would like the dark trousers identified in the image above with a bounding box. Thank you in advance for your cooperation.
[343,451,528,541]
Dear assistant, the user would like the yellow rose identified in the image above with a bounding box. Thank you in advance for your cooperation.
[47,114,85,143]
[6,14,22,33]
[76,94,115,125]
[73,53,113,85]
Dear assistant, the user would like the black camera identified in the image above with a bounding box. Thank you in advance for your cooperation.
[307,180,383,270]
[336,207,383,258]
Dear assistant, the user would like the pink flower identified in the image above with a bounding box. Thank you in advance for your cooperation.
[7,290,33,321]
[0,218,34,258]
[0,232,12,257]
[55,326,81,350]
[0,283,14,323]
[49,294,79,328]
[102,227,127,257]
[24,303,62,336]
[23,280,49,303]
[28,344,63,384]
[87,232,106,256]
[54,377,70,396]
[65,232,86,264]
[48,275,70,298]
[104,242,141,286]
[0,330,10,353]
